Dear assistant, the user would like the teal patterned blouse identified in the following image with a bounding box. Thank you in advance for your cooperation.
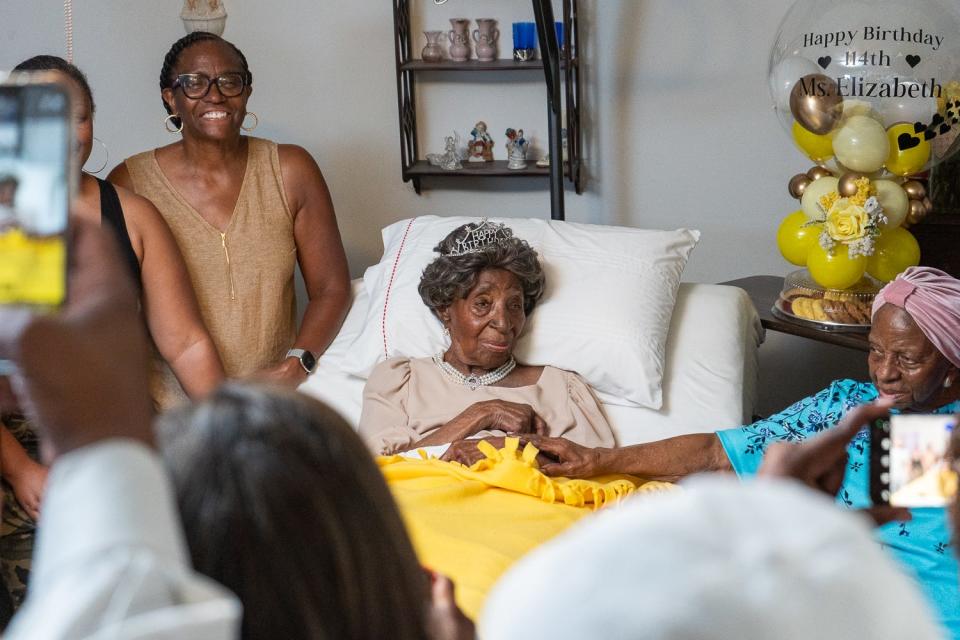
[717,379,960,638]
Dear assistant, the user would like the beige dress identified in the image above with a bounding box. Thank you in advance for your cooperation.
[123,137,298,408]
[359,356,616,455]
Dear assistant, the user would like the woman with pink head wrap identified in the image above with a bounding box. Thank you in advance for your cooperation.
[873,266,960,374]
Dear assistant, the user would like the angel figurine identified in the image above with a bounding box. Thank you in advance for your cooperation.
[426,132,463,171]
[468,121,494,162]
[181,0,227,35]
[505,128,529,170]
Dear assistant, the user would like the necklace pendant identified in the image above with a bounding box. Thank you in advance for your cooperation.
[465,374,481,390]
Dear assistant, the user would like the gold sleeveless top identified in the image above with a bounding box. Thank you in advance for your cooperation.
[125,137,298,408]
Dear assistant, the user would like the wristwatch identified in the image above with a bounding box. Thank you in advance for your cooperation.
[286,348,318,374]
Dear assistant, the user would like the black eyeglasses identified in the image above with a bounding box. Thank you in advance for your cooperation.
[172,72,247,99]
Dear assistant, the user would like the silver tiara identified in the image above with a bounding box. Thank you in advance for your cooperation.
[443,218,514,256]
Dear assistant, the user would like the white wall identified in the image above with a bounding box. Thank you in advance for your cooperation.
[0,0,867,415]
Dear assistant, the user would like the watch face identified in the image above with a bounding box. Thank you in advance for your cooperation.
[301,351,317,372]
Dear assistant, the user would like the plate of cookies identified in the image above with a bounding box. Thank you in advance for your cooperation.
[772,269,879,332]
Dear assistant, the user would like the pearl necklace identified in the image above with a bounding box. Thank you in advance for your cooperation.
[432,353,517,390]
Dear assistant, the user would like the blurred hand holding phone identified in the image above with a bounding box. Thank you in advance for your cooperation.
[0,72,75,375]
[872,414,959,508]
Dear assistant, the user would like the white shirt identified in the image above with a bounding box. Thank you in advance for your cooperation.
[5,440,241,639]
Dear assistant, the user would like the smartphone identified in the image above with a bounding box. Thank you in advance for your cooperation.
[871,414,959,508]
[0,73,74,308]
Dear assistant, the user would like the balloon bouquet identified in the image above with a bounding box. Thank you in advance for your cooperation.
[770,0,960,326]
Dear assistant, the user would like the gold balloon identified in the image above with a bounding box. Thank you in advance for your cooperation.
[790,73,843,135]
[837,172,866,197]
[908,199,927,225]
[902,180,927,200]
[788,173,811,199]
[922,196,934,214]
[806,166,833,182]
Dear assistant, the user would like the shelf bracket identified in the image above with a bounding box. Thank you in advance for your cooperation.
[533,0,565,221]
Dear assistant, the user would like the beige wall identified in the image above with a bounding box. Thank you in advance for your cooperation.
[0,0,867,414]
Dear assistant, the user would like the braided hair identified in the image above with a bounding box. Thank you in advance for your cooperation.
[159,32,253,129]
[13,55,95,114]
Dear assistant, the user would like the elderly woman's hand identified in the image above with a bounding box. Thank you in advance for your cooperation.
[464,399,548,436]
[441,437,506,466]
[520,435,608,478]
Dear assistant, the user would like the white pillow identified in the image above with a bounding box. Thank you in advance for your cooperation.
[340,216,699,409]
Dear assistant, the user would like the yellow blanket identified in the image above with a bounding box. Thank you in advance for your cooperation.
[378,438,674,619]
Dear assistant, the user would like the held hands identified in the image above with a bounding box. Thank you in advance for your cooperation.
[251,357,308,388]
[461,399,548,437]
[518,435,606,478]
[758,398,909,526]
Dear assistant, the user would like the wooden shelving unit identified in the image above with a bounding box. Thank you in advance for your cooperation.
[392,0,583,219]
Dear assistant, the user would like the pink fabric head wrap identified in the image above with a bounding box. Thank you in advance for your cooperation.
[872,266,960,368]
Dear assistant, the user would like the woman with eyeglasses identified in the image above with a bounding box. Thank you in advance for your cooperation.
[110,32,350,409]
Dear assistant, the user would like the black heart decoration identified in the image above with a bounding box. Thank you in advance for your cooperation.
[931,113,944,127]
[898,133,921,150]
[906,54,921,68]
[817,56,831,69]
[924,129,936,141]
[914,122,927,134]
[940,124,951,135]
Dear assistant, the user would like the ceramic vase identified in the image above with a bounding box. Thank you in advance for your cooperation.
[421,30,445,63]
[473,19,499,62]
[448,18,471,62]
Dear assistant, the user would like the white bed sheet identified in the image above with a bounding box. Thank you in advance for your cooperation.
[300,282,763,446]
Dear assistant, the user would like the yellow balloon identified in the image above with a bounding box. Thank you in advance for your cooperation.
[800,176,839,220]
[792,121,834,162]
[885,122,931,176]
[807,244,867,290]
[866,227,921,282]
[777,210,822,266]
[832,115,889,173]
[872,180,909,228]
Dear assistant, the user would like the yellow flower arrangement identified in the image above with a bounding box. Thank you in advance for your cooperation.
[825,198,870,243]
[849,177,873,207]
[819,190,840,213]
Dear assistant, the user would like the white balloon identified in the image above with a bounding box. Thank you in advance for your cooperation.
[770,56,820,113]
[800,176,839,219]
[832,115,889,173]
[873,180,909,228]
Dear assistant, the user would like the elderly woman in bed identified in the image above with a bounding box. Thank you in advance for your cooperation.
[359,220,615,461]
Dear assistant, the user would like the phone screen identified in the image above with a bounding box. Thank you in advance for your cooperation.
[0,80,71,307]
[879,414,958,508]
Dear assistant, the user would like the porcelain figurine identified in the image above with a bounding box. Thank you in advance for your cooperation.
[468,121,494,162]
[426,132,463,171]
[181,0,227,35]
[472,19,499,62]
[421,30,445,63]
[505,128,529,170]
[448,18,471,62]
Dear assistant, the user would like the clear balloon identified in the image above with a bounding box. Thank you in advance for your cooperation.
[777,210,823,265]
[800,175,839,219]
[770,0,960,172]
[807,243,867,289]
[866,226,920,282]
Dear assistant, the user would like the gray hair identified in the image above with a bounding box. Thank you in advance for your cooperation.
[156,384,430,640]
[418,223,545,317]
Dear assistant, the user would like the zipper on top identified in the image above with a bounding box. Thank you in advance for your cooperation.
[220,232,237,301]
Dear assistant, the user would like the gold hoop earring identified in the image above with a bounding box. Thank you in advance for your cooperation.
[164,114,183,134]
[241,111,259,132]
